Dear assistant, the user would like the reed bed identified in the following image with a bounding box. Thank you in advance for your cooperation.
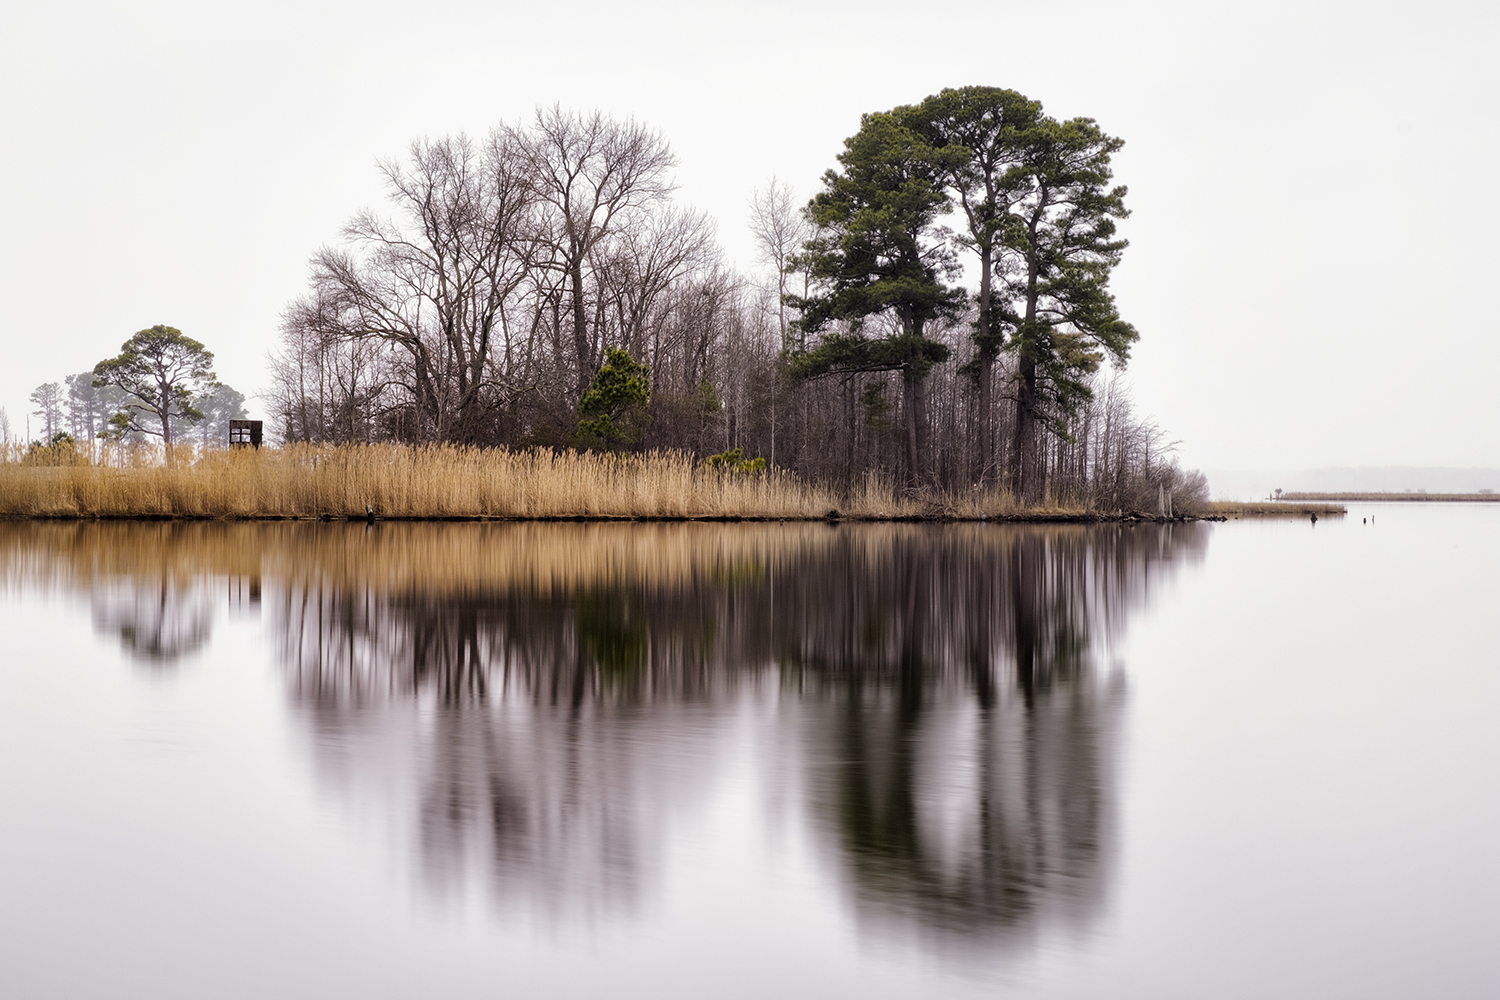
[1208,501,1346,517]
[0,444,1085,520]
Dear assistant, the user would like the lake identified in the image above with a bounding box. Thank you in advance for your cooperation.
[0,509,1495,998]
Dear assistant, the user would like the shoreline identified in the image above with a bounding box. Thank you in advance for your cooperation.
[0,444,1222,523]
[1208,501,1346,518]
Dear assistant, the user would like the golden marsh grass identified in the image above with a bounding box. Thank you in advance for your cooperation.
[0,444,1084,520]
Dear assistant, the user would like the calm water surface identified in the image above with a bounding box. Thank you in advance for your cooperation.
[0,508,1495,998]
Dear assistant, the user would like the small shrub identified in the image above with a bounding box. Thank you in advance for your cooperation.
[22,433,87,467]
[704,448,766,474]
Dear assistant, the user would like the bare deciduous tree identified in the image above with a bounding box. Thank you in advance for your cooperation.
[597,204,719,360]
[748,177,814,350]
[512,106,678,400]
[308,131,537,442]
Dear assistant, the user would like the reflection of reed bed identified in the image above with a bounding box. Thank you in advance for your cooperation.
[0,518,1149,597]
[0,520,266,592]
[0,519,813,593]
[0,443,1117,519]
[263,520,824,595]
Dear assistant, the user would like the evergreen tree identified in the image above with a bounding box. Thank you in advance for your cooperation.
[789,112,966,488]
[1003,117,1137,503]
[174,383,248,450]
[577,348,650,451]
[901,87,1044,485]
[92,325,219,458]
[29,382,63,442]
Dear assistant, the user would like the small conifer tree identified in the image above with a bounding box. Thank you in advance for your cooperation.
[577,348,650,451]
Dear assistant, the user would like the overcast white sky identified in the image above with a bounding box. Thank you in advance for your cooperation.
[1,0,1495,479]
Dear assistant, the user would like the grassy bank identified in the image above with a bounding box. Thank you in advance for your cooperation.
[0,444,1148,521]
[1209,501,1347,518]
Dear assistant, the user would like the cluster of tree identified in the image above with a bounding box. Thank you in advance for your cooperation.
[265,93,1204,509]
[15,325,245,462]
[265,108,725,452]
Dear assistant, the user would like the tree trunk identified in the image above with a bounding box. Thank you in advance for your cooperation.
[1010,234,1043,505]
[976,347,996,485]
[571,256,591,401]
[157,375,174,462]
[975,242,996,486]
[1011,353,1038,504]
[845,376,856,498]
[902,371,933,490]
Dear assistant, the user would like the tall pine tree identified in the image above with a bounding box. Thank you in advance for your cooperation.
[1004,116,1137,503]
[900,87,1044,486]
[789,112,965,488]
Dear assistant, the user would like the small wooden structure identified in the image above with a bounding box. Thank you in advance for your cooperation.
[229,419,263,449]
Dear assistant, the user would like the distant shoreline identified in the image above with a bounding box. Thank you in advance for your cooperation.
[1278,492,1499,503]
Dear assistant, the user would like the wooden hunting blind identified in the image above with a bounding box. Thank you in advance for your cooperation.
[229,420,262,449]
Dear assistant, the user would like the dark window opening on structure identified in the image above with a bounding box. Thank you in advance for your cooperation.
[229,420,263,449]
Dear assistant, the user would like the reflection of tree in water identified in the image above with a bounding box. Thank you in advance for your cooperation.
[791,529,1143,943]
[90,576,217,666]
[0,521,276,667]
[271,522,1204,936]
[276,578,738,913]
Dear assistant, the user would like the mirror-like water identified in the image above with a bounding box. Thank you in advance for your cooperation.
[0,510,1495,998]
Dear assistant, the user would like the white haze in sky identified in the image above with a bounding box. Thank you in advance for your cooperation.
[1,0,1495,478]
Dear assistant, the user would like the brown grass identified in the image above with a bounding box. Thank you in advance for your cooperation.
[1209,501,1346,517]
[0,444,1097,521]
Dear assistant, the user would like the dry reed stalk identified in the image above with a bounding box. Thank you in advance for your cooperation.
[0,444,1067,520]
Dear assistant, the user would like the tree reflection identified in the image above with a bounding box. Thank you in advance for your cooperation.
[0,519,1202,939]
[275,576,738,912]
[90,576,216,665]
[269,522,1203,940]
[771,528,1155,942]
[0,521,277,667]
